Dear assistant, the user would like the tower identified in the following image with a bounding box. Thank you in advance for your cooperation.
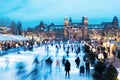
[64,17,69,38]
[64,17,69,26]
[83,16,88,37]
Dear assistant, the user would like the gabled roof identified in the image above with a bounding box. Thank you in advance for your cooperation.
[101,22,112,25]
[69,22,83,26]
[88,24,104,29]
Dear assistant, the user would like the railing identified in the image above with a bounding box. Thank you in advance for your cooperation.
[0,47,25,56]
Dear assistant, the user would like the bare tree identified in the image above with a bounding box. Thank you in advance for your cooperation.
[0,17,10,27]
[17,21,23,35]
[9,21,17,35]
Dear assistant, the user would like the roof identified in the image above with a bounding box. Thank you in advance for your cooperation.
[101,22,112,25]
[88,24,104,29]
[0,35,28,41]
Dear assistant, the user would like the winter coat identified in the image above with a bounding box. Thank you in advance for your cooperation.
[85,61,90,70]
[65,60,71,71]
[80,65,85,74]
[75,57,80,65]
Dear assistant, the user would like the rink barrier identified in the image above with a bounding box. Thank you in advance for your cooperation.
[0,47,25,56]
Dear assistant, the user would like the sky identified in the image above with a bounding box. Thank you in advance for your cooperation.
[0,0,120,29]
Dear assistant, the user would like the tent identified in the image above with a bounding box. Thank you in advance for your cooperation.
[11,35,29,41]
[0,35,28,41]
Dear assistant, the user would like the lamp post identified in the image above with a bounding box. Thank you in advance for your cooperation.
[0,47,2,55]
[98,52,104,62]
[16,43,19,54]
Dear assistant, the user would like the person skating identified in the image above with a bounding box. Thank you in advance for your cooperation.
[80,64,85,76]
[65,60,71,78]
[85,60,90,75]
[62,56,66,66]
[75,57,80,68]
[45,56,53,74]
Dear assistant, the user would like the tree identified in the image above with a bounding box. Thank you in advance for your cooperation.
[92,61,106,80]
[83,44,96,65]
[83,44,90,53]
[9,21,17,35]
[17,21,22,35]
[0,17,10,27]
[102,64,118,80]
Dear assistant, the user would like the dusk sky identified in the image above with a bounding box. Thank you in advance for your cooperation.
[0,0,120,29]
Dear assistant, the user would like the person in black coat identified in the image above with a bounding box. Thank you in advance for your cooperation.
[66,50,69,57]
[80,65,85,76]
[46,57,53,73]
[65,60,71,78]
[62,56,66,66]
[75,57,80,68]
[32,56,39,65]
[85,60,90,75]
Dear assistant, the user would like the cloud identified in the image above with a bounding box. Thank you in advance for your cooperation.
[0,0,27,14]
[4,0,62,21]
[0,0,119,24]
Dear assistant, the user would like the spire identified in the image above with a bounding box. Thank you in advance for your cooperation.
[82,17,84,23]
[69,17,72,23]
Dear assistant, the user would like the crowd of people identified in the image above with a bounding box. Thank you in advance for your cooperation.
[14,41,92,80]
[54,42,92,78]
[1,40,119,80]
